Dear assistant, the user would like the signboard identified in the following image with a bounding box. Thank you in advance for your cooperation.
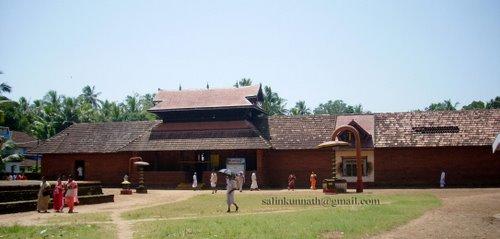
[226,158,245,173]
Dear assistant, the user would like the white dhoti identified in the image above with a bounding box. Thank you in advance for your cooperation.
[192,174,198,188]
[251,180,258,189]
[227,191,235,205]
[440,172,446,188]
[226,178,237,205]
[250,173,258,189]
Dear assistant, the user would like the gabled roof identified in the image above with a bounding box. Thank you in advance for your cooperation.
[11,131,38,149]
[268,115,337,150]
[30,109,500,154]
[30,121,160,154]
[336,115,374,136]
[375,109,500,147]
[149,85,263,112]
[123,120,271,151]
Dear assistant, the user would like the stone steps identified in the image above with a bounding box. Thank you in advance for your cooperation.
[0,181,114,214]
[0,194,114,214]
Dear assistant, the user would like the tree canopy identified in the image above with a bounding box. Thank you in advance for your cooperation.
[313,100,364,115]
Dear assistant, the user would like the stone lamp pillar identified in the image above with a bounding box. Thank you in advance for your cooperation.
[134,161,150,194]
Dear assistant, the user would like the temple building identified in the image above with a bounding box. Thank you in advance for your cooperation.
[33,85,500,188]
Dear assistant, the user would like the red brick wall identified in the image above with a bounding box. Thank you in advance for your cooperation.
[374,146,500,187]
[262,149,332,188]
[41,152,132,185]
[143,171,189,188]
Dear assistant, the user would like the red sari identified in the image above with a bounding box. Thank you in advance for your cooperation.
[53,181,64,212]
[65,180,78,213]
[288,174,296,190]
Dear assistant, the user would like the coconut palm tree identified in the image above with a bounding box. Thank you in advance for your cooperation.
[263,86,287,115]
[80,85,102,108]
[234,78,253,88]
[0,83,11,95]
[290,101,311,115]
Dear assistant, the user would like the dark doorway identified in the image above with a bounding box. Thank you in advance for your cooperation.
[75,160,85,180]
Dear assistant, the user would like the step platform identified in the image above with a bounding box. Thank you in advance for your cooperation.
[0,180,114,214]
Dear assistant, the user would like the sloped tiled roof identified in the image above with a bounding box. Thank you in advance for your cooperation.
[268,115,337,150]
[374,109,500,147]
[11,131,38,149]
[149,85,262,112]
[123,120,271,151]
[31,109,500,154]
[30,121,160,154]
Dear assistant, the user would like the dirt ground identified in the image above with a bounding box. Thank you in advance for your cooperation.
[0,188,499,239]
[370,188,500,239]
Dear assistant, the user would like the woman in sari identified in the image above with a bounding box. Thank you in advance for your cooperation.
[287,173,296,191]
[65,175,78,213]
[310,172,317,190]
[37,177,51,213]
[53,177,64,212]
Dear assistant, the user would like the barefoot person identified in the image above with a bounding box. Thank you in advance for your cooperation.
[310,171,317,190]
[226,174,239,213]
[37,176,51,213]
[250,172,259,191]
[287,173,296,191]
[210,170,218,194]
[236,171,245,192]
[440,170,446,188]
[65,175,78,213]
[192,172,198,190]
[53,177,65,212]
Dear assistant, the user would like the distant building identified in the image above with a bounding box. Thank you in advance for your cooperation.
[32,85,500,187]
[1,127,40,173]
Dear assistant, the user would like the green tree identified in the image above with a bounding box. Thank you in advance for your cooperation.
[0,137,24,170]
[486,96,500,109]
[290,101,311,115]
[425,100,459,111]
[313,100,364,115]
[462,101,485,110]
[234,78,253,88]
[263,86,287,116]
[80,85,102,108]
[0,83,12,95]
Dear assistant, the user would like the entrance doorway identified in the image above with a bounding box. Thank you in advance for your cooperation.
[75,160,85,180]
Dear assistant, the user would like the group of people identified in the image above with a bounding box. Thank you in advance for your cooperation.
[193,171,260,193]
[287,171,318,191]
[5,173,28,181]
[37,175,79,213]
[191,170,260,213]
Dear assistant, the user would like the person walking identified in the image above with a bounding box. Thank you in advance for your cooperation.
[65,175,78,213]
[37,176,51,213]
[210,170,218,194]
[53,177,64,212]
[226,175,239,213]
[236,171,245,192]
[250,172,259,191]
[192,172,198,190]
[310,172,317,190]
[287,173,296,191]
[440,171,446,188]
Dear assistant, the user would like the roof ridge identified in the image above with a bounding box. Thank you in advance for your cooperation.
[157,85,259,93]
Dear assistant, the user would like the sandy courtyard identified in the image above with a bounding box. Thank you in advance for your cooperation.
[0,188,499,239]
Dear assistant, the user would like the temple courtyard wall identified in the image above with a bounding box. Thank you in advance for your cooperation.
[41,146,500,188]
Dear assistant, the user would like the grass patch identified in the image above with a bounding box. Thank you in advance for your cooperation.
[129,192,440,238]
[44,212,112,224]
[0,223,116,239]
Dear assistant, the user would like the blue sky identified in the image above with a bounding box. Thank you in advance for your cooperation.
[1,0,499,112]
